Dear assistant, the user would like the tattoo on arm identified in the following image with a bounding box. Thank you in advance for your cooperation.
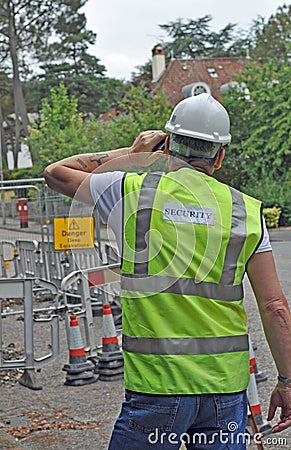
[76,158,88,169]
[89,153,109,166]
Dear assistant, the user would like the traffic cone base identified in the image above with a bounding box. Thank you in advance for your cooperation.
[97,350,123,361]
[65,371,97,381]
[63,359,95,374]
[99,373,124,382]
[65,376,97,386]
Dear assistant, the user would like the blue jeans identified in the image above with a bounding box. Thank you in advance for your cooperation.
[108,390,248,450]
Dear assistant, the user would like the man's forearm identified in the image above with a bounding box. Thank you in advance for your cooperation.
[258,296,291,379]
[247,252,291,378]
[44,130,167,201]
[46,147,130,175]
[44,147,130,200]
[45,129,167,178]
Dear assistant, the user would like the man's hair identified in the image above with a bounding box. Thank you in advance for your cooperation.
[169,135,221,170]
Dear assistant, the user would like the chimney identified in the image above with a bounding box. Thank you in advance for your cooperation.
[152,44,165,82]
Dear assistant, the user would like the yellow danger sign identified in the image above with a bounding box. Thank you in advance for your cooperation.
[54,217,94,250]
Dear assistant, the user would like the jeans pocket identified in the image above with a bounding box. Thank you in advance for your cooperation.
[213,391,247,431]
[128,393,180,433]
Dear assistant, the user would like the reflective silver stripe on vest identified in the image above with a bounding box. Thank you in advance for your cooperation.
[121,273,243,301]
[220,187,247,285]
[134,173,162,274]
[123,333,249,355]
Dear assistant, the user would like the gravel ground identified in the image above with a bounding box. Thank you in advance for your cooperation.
[1,229,291,450]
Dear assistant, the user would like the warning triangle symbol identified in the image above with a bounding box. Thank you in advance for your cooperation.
[69,219,80,230]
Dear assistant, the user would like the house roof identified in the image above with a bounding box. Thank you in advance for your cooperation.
[152,57,251,105]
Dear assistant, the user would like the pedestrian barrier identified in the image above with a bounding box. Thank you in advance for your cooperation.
[1,238,103,288]
[0,264,121,389]
[105,243,120,265]
[0,277,60,390]
[0,241,17,278]
[14,239,45,279]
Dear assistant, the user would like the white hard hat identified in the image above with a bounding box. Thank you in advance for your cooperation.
[165,93,231,146]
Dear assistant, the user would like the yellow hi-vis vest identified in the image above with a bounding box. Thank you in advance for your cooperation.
[121,168,263,394]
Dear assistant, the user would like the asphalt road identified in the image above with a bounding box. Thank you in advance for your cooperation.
[0,227,291,449]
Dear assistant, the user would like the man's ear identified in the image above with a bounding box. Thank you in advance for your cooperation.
[213,148,225,170]
[163,135,170,155]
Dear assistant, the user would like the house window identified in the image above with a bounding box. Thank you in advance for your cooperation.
[182,82,211,98]
[192,84,208,95]
[207,67,218,78]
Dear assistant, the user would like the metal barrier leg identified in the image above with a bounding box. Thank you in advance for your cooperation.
[18,369,42,390]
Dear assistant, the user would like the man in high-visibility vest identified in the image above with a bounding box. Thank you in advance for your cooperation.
[45,93,291,450]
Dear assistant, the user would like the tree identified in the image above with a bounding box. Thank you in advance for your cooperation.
[26,83,172,176]
[0,0,35,166]
[132,15,250,82]
[92,84,173,151]
[250,4,291,66]
[159,16,249,59]
[0,0,112,167]
[24,0,128,117]
[27,83,87,170]
[22,1,125,116]
[221,61,291,224]
[0,71,14,166]
[26,65,127,117]
[0,1,81,166]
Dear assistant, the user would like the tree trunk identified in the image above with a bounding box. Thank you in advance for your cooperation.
[8,1,30,168]
[0,104,7,168]
[0,103,6,223]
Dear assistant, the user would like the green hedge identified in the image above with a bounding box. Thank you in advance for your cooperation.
[263,207,281,228]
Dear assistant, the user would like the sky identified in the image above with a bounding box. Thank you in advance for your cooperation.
[82,0,286,80]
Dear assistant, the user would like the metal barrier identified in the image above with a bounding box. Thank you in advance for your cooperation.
[0,263,121,388]
[14,239,45,279]
[8,239,103,288]
[0,178,121,388]
[105,243,120,265]
[0,277,60,389]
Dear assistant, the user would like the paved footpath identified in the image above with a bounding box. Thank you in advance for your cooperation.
[0,228,291,449]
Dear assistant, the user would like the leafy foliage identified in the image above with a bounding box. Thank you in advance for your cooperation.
[221,61,291,225]
[27,83,87,168]
[263,207,281,228]
[0,0,129,171]
[159,16,249,59]
[132,15,251,81]
[26,83,172,174]
[25,72,128,117]
[22,0,128,118]
[250,4,291,65]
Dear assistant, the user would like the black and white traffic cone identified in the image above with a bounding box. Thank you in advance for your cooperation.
[96,303,124,381]
[246,341,272,436]
[63,315,97,386]
[247,403,265,450]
